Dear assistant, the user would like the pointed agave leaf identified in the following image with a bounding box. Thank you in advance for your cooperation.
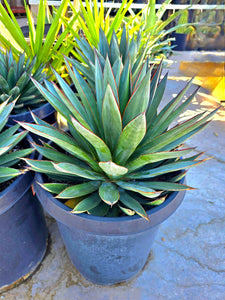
[53,162,105,180]
[118,58,130,115]
[99,182,120,206]
[126,148,194,172]
[103,56,119,104]
[32,143,86,165]
[112,56,122,88]
[0,167,21,183]
[117,181,162,198]
[119,189,149,221]
[99,28,110,59]
[88,201,109,217]
[0,124,20,141]
[0,101,15,131]
[102,85,122,151]
[133,61,148,91]
[72,193,101,213]
[51,69,92,130]
[0,148,33,167]
[118,205,135,216]
[119,26,128,62]
[0,131,28,151]
[0,146,10,157]
[128,159,205,180]
[64,59,100,132]
[114,113,146,165]
[32,78,72,123]
[99,161,128,178]
[109,31,120,66]
[122,69,151,126]
[57,181,101,199]
[38,182,70,194]
[138,108,219,155]
[71,116,112,162]
[24,159,68,175]
[95,53,104,117]
[76,36,95,64]
[7,66,17,88]
[0,74,10,93]
[147,197,166,206]
[147,79,197,137]
[149,60,163,103]
[141,181,194,191]
[18,122,99,170]
[146,72,168,126]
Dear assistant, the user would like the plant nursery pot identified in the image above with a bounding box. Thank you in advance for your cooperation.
[7,102,55,126]
[34,172,186,286]
[0,137,48,293]
[7,103,56,144]
[171,33,188,51]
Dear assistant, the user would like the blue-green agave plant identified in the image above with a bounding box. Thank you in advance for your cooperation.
[19,28,219,220]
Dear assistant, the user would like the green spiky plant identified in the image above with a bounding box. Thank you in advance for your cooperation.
[69,0,193,65]
[0,100,33,184]
[19,29,219,220]
[0,49,48,114]
[0,0,78,77]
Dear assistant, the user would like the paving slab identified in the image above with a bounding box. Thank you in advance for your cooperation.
[1,52,225,300]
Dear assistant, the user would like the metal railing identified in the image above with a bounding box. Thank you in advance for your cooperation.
[28,1,225,10]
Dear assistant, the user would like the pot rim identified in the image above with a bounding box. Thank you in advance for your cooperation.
[34,172,186,234]
[8,102,55,124]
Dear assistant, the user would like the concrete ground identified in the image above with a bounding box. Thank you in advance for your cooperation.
[1,48,225,299]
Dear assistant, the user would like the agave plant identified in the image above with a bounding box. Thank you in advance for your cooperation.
[0,100,33,184]
[0,49,47,114]
[19,29,219,220]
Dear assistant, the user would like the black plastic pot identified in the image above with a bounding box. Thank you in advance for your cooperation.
[0,136,48,293]
[171,33,188,51]
[34,172,186,285]
[7,102,55,126]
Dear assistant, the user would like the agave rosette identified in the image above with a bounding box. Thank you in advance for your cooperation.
[0,49,47,114]
[19,29,218,220]
[0,100,33,184]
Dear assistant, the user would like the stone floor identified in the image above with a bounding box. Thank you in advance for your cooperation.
[1,49,225,299]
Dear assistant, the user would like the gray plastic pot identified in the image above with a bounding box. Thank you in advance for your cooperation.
[34,172,186,285]
[0,136,48,293]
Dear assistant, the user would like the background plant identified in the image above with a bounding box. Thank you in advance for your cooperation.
[0,0,78,77]
[19,29,219,219]
[0,100,33,184]
[0,49,48,114]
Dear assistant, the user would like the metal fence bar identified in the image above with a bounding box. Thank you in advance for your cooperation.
[28,1,225,10]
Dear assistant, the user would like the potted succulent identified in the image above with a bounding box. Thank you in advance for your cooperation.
[0,100,48,293]
[0,49,55,125]
[19,29,219,285]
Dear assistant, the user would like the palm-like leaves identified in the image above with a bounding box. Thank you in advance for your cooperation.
[20,29,219,220]
[0,101,33,184]
[0,0,77,76]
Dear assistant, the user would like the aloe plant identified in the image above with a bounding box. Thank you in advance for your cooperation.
[0,49,47,114]
[19,29,219,220]
[0,100,33,184]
